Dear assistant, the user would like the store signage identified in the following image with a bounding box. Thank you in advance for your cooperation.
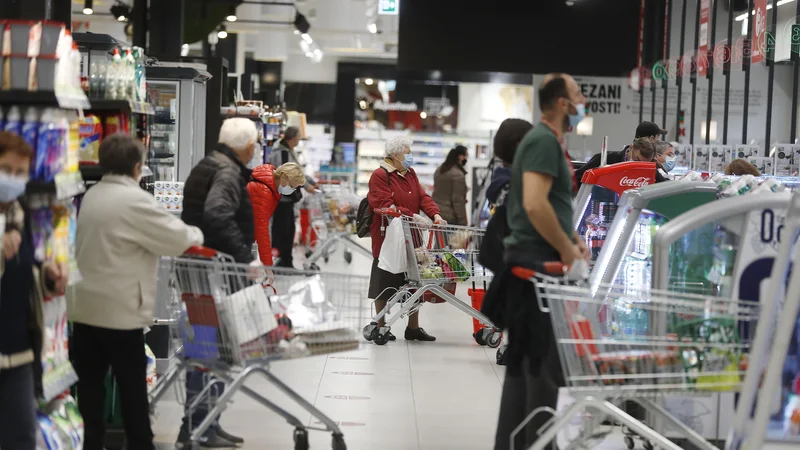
[734,206,794,303]
[698,0,710,76]
[752,0,767,63]
[373,100,418,111]
[619,176,650,188]
[423,97,450,115]
[578,82,623,114]
[378,0,399,15]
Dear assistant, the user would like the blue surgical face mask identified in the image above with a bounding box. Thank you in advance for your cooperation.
[568,103,586,129]
[401,154,414,170]
[663,156,676,172]
[278,184,296,196]
[0,172,28,203]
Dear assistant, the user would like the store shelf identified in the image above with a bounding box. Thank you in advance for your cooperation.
[87,99,156,115]
[0,90,90,109]
[41,362,79,403]
[26,172,86,200]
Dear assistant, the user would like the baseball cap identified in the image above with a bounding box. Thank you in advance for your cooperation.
[635,121,668,138]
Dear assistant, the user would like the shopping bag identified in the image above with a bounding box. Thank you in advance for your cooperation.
[217,284,279,353]
[378,218,407,274]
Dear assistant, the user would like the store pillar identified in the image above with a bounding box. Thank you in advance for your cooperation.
[149,0,185,58]
[0,0,71,24]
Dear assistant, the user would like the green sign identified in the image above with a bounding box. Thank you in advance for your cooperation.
[379,0,399,15]
[792,23,800,61]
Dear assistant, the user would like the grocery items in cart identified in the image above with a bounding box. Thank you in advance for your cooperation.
[364,210,499,347]
[37,394,85,450]
[149,247,368,449]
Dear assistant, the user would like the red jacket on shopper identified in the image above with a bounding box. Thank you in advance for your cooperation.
[247,164,282,265]
[367,160,441,258]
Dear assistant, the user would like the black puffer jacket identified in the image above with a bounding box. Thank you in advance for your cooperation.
[182,144,254,262]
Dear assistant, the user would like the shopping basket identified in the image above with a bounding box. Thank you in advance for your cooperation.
[363,209,500,347]
[304,180,372,270]
[508,263,759,450]
[149,246,368,450]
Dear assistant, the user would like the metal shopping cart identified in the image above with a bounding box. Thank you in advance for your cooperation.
[509,264,758,450]
[303,180,371,270]
[362,209,501,347]
[148,246,368,450]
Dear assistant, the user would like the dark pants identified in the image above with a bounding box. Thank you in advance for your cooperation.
[0,363,37,450]
[494,341,564,450]
[272,201,295,268]
[71,323,155,450]
[181,369,225,437]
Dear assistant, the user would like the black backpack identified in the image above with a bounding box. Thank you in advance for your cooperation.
[356,168,390,238]
[478,187,510,274]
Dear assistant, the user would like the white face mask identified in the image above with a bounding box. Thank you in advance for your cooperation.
[278,184,296,196]
[0,172,28,203]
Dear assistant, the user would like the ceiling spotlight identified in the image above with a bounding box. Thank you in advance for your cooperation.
[294,30,300,35]
[110,1,131,22]
[217,24,228,39]
[420,112,427,119]
[368,23,378,34]
[359,100,367,110]
[83,0,93,15]
[301,33,313,44]
[365,78,374,85]
[294,12,311,34]
[566,0,575,5]
[226,6,237,22]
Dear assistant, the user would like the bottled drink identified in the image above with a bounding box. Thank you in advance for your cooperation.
[107,48,122,99]
[133,47,146,102]
[4,106,21,134]
[89,61,99,98]
[21,107,39,148]
[97,62,107,99]
[124,48,136,101]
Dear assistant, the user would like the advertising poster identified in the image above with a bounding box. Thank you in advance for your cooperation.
[698,0,710,76]
[752,0,767,63]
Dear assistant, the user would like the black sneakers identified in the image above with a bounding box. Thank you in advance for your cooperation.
[404,327,436,341]
[214,426,244,446]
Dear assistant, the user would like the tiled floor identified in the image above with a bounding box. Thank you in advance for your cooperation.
[149,241,795,450]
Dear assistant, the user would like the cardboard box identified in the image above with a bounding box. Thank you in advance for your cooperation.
[747,156,773,176]
[673,144,692,169]
[733,144,761,159]
[772,144,795,176]
[709,145,729,173]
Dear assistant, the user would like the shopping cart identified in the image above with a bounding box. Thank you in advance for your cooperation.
[362,209,500,347]
[303,180,371,270]
[509,263,758,450]
[148,246,368,450]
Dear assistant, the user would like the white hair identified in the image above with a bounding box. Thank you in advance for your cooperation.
[219,118,258,152]
[385,136,413,157]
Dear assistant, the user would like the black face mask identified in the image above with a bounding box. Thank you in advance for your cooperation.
[284,189,303,203]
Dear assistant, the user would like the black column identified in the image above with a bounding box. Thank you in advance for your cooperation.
[742,0,755,146]
[149,0,185,58]
[1,0,70,23]
[689,0,701,146]
[705,0,718,145]
[675,0,688,139]
[131,0,147,49]
[722,0,735,144]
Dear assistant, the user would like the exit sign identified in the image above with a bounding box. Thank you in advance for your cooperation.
[379,0,399,15]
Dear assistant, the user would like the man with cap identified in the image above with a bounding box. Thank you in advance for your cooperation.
[574,121,669,188]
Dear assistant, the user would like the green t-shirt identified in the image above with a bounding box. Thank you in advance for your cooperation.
[504,123,574,256]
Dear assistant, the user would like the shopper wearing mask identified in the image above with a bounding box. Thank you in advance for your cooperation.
[247,162,308,265]
[180,118,259,448]
[574,137,666,188]
[0,132,68,450]
[69,134,204,450]
[481,74,590,450]
[266,126,318,268]
[367,137,445,342]
[654,140,677,178]
[432,145,469,225]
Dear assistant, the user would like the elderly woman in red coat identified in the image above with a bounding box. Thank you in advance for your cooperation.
[247,162,307,265]
[367,137,445,342]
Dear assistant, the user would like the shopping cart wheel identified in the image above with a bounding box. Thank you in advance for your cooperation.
[374,332,390,345]
[294,428,309,450]
[344,250,353,264]
[642,440,654,450]
[474,328,491,346]
[623,435,635,450]
[363,323,378,341]
[486,330,502,348]
[332,433,347,450]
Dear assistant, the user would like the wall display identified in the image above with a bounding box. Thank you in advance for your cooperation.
[773,144,799,176]
[748,156,774,175]
[693,145,710,171]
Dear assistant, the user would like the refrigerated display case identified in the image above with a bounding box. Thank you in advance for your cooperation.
[650,192,795,443]
[146,64,211,182]
[573,162,657,265]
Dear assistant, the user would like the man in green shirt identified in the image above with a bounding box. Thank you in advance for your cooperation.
[492,73,590,450]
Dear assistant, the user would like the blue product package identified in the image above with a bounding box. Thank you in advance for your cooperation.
[4,106,21,135]
[21,108,39,148]
[181,322,220,360]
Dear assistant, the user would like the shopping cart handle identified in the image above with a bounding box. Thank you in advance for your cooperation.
[510,262,567,279]
[317,180,341,185]
[184,246,219,258]
[374,208,402,217]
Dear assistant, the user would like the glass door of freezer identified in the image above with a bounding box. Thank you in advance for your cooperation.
[147,81,179,182]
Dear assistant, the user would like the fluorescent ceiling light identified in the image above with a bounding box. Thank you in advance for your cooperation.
[736,0,794,21]
[368,23,378,34]
[301,33,313,44]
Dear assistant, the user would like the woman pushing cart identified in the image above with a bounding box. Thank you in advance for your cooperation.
[149,246,369,450]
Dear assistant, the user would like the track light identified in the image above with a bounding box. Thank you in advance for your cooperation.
[301,33,313,44]
[217,24,228,39]
[226,5,237,22]
[368,22,377,34]
[83,0,93,15]
[110,1,131,22]
[294,12,311,34]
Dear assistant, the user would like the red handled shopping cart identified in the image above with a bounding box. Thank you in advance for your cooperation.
[362,209,500,347]
[147,246,368,450]
[509,263,758,450]
[303,180,371,270]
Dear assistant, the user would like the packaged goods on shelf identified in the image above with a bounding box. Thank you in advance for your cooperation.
[673,144,693,169]
[748,156,773,175]
[153,181,184,212]
[78,115,102,162]
[734,144,761,159]
[773,143,799,177]
[693,145,710,171]
[709,145,730,173]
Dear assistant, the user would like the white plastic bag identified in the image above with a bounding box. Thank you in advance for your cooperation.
[378,218,407,274]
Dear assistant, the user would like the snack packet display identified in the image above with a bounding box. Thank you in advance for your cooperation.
[78,114,102,162]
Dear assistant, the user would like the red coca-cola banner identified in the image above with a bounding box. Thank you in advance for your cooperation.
[579,162,657,196]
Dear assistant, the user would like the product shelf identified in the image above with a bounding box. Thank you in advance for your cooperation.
[0,90,90,109]
[26,172,87,200]
[87,99,155,115]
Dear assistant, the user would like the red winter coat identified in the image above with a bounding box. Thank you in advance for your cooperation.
[367,161,441,258]
[247,164,282,265]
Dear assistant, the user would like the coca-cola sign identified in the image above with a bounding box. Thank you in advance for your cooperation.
[619,176,650,187]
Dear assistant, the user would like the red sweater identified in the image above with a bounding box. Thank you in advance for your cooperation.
[367,164,441,258]
[246,164,282,265]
